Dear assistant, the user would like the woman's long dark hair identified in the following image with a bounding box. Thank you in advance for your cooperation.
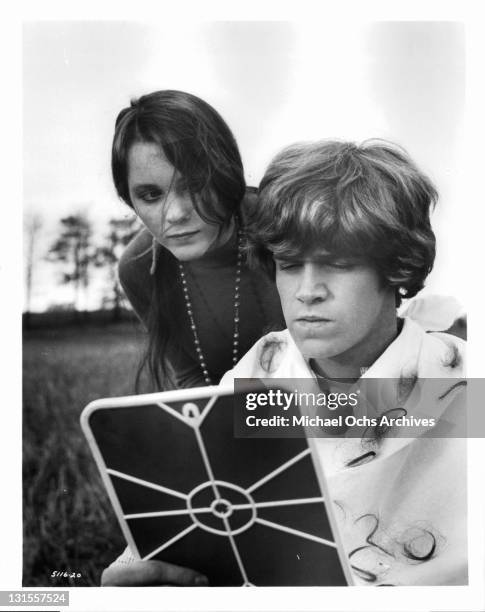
[112,90,246,390]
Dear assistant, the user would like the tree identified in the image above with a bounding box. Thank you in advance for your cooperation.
[47,213,94,313]
[95,215,140,321]
[24,212,43,328]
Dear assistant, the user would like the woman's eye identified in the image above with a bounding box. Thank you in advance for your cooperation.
[140,190,163,203]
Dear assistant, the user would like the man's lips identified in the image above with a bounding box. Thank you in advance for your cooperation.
[294,316,334,329]
[296,315,333,322]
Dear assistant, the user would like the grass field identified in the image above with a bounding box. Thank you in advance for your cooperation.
[23,321,147,586]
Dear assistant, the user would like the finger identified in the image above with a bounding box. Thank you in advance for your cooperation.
[101,560,209,587]
[153,560,209,586]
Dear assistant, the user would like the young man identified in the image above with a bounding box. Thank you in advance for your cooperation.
[102,140,466,587]
[221,140,467,586]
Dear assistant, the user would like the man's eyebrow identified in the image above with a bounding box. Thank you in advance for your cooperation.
[273,253,357,264]
[313,253,342,263]
[272,254,303,262]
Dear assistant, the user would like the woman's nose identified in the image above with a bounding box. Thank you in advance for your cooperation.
[164,193,192,225]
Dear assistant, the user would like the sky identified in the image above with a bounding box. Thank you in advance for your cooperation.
[23,20,466,311]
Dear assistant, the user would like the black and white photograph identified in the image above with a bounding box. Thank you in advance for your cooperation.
[3,6,485,612]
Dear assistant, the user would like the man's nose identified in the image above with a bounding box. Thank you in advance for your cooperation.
[295,266,330,304]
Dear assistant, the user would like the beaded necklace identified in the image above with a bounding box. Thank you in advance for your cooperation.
[178,227,243,385]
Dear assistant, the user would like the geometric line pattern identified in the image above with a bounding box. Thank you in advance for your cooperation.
[254,517,337,548]
[143,523,198,561]
[80,383,351,586]
[104,398,338,586]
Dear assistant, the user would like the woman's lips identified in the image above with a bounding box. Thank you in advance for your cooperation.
[166,229,200,241]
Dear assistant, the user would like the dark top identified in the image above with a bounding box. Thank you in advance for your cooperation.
[118,225,285,389]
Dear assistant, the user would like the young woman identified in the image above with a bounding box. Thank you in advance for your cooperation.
[112,90,285,391]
